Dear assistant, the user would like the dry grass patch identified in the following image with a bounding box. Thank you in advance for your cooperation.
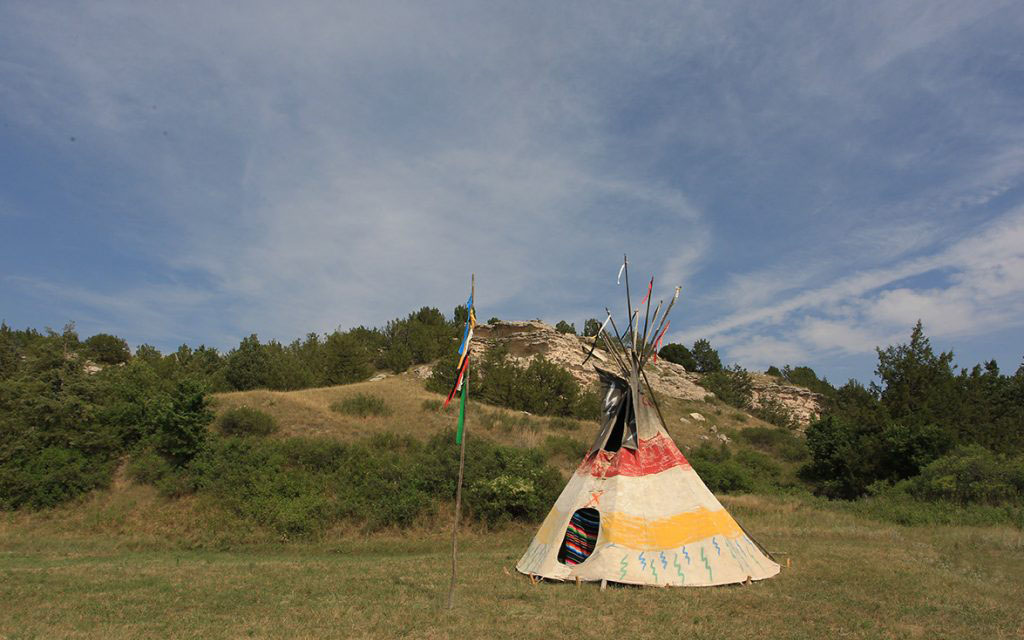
[211,374,598,456]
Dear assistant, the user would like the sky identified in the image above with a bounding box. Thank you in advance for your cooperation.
[2,1,1023,385]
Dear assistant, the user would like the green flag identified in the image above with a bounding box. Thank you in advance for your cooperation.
[455,376,467,444]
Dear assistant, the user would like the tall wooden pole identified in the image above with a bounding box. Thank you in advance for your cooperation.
[448,274,473,610]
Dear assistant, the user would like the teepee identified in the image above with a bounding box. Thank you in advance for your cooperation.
[516,258,780,587]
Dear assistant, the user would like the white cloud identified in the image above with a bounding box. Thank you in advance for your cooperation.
[684,207,1024,364]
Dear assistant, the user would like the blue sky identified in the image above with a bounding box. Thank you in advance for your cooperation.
[2,1,1023,384]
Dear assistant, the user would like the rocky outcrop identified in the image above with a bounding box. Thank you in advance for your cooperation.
[749,373,825,428]
[467,321,709,401]
[428,320,825,427]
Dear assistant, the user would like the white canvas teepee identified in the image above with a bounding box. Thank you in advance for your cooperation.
[516,260,780,587]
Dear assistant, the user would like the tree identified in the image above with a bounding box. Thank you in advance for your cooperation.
[224,335,271,391]
[765,365,782,377]
[658,343,697,370]
[555,321,576,335]
[690,339,722,373]
[323,331,373,384]
[701,365,752,409]
[83,333,131,365]
[582,318,601,337]
[154,378,212,467]
[874,321,957,431]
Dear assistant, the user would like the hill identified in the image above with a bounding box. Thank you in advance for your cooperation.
[463,320,826,426]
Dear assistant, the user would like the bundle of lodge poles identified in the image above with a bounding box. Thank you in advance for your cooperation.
[443,258,680,607]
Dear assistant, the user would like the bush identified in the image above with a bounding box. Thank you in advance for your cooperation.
[541,434,587,460]
[687,444,754,494]
[183,431,563,536]
[470,348,598,419]
[902,445,1024,505]
[737,426,809,462]
[330,394,392,418]
[0,447,112,509]
[217,406,279,437]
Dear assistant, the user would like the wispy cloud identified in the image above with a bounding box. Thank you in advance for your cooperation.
[1,1,1022,381]
[679,207,1024,369]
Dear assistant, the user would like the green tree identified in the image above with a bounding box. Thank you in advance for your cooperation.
[691,339,722,373]
[323,331,373,384]
[701,365,753,409]
[658,343,697,370]
[154,378,213,467]
[83,333,131,365]
[555,321,576,335]
[224,335,271,390]
[582,318,601,337]
[874,320,957,431]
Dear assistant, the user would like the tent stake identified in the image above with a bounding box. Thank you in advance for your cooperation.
[600,579,607,591]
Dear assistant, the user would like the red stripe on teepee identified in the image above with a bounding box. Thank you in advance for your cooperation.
[581,433,690,478]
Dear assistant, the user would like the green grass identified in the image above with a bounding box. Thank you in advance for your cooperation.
[5,376,1022,638]
[1,494,1022,639]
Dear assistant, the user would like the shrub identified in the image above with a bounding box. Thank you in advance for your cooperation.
[183,431,563,535]
[687,443,754,494]
[217,406,279,437]
[0,447,112,509]
[737,426,809,462]
[555,320,576,335]
[420,399,442,412]
[471,348,597,419]
[902,445,1024,505]
[330,394,392,418]
[541,434,587,460]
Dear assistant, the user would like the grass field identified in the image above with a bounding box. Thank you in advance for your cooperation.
[2,377,1022,639]
[2,493,1022,639]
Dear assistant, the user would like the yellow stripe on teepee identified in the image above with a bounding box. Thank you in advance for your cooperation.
[601,507,743,549]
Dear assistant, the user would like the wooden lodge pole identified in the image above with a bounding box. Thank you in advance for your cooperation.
[447,274,473,610]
